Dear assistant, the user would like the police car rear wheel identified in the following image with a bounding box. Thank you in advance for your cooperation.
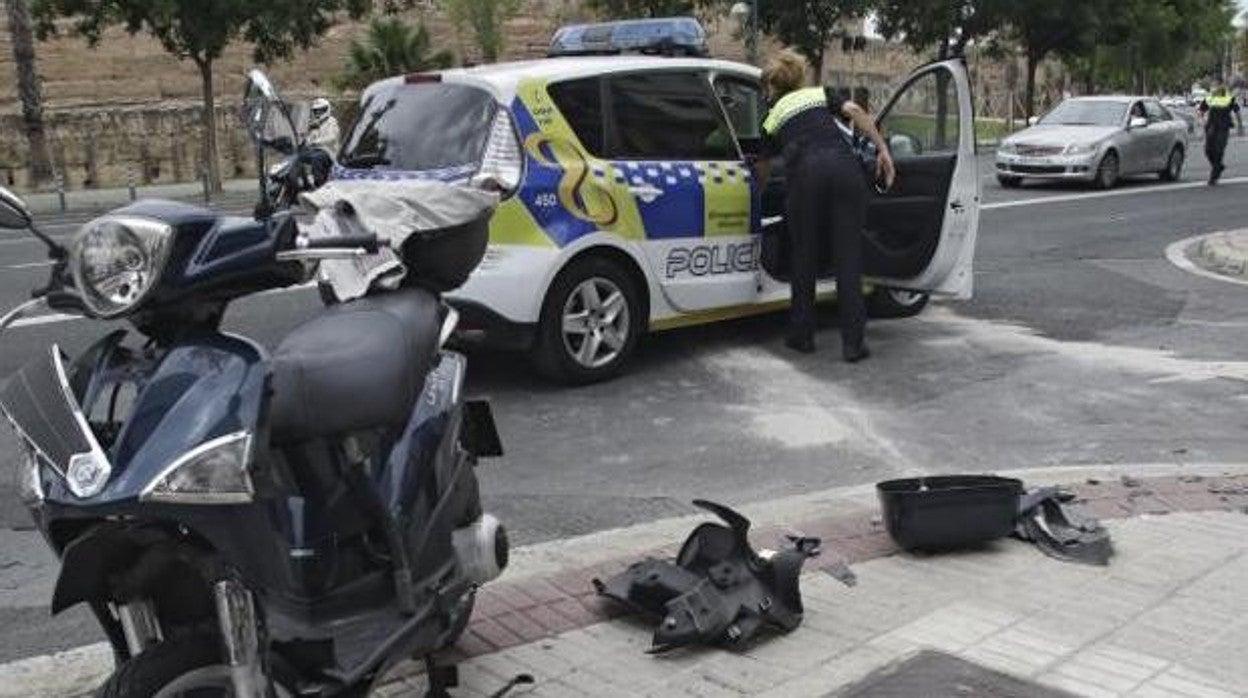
[867,288,930,319]
[534,257,642,384]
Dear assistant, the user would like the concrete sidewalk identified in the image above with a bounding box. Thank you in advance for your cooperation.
[3,464,1246,698]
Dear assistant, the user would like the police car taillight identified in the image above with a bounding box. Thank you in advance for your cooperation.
[472,109,523,198]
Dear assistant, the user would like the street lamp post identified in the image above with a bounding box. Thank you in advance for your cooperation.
[730,1,759,66]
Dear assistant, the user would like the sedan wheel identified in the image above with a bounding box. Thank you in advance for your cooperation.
[1159,147,1184,182]
[1095,152,1119,190]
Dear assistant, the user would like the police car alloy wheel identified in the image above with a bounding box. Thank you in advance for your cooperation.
[534,256,643,384]
[867,288,930,319]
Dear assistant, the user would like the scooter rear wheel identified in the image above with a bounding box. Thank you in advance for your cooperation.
[95,635,293,698]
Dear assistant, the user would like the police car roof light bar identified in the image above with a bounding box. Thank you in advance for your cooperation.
[548,17,709,58]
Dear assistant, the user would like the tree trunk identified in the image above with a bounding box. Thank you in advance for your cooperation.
[1024,51,1039,120]
[809,47,824,85]
[5,0,53,189]
[194,56,223,193]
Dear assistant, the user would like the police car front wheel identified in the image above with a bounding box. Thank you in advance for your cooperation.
[534,256,643,384]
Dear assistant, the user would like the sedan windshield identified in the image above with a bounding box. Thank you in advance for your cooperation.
[1039,101,1127,127]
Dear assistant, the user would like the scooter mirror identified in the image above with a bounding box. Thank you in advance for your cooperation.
[0,186,32,230]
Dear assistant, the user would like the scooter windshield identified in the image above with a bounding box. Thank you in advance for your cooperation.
[0,347,97,475]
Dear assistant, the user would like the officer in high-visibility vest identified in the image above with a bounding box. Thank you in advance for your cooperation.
[1199,85,1242,185]
[754,50,895,362]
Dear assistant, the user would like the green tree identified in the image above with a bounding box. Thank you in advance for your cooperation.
[1005,0,1098,118]
[441,0,521,63]
[30,0,374,192]
[749,0,867,77]
[1063,0,1233,94]
[872,0,1007,60]
[338,17,453,90]
[585,0,695,18]
[5,0,53,188]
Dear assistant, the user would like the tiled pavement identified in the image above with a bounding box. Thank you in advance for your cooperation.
[4,468,1246,697]
[373,472,1248,697]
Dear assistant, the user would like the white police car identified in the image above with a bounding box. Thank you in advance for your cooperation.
[335,18,981,383]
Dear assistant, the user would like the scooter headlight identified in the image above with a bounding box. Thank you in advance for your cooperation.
[141,432,254,504]
[70,216,172,318]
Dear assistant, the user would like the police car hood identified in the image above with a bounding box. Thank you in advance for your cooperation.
[298,179,498,301]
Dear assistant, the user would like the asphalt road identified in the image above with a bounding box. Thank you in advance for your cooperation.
[2,140,1247,663]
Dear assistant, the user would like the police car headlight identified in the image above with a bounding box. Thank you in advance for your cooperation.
[70,216,173,318]
[1065,143,1096,155]
[141,432,254,504]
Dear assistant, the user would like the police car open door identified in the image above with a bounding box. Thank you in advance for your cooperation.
[862,59,980,297]
[759,59,980,300]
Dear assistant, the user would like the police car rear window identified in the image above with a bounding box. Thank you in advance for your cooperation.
[549,78,606,155]
[339,82,496,174]
[606,72,735,160]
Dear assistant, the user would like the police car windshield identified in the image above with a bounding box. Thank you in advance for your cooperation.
[340,82,496,173]
[1039,100,1127,127]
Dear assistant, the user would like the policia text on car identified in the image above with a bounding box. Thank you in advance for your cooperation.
[754,51,896,362]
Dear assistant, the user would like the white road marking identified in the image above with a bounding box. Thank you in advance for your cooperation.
[5,261,55,269]
[920,306,1248,383]
[1164,235,1248,288]
[982,177,1248,210]
[3,282,319,330]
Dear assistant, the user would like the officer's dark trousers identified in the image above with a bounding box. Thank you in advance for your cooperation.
[1206,129,1229,170]
[785,147,868,351]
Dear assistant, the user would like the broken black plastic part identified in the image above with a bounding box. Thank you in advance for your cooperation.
[595,500,824,653]
[1015,488,1113,566]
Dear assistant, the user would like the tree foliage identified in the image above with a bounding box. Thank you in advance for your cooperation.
[585,0,695,19]
[29,0,375,190]
[1004,0,1099,118]
[754,0,867,76]
[872,0,1006,59]
[338,17,453,90]
[441,0,522,63]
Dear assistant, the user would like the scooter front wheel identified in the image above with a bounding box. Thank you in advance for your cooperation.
[95,635,293,698]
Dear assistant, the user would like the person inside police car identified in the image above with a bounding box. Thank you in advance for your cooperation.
[754,51,895,362]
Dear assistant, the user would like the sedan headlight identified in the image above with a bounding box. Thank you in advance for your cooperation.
[71,216,173,318]
[998,142,1018,154]
[141,432,254,504]
[1065,143,1097,155]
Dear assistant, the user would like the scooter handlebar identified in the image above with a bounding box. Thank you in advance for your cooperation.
[302,234,381,254]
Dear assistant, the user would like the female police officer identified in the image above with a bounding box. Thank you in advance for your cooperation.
[755,50,895,362]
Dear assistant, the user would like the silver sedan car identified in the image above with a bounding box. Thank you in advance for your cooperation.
[996,96,1190,189]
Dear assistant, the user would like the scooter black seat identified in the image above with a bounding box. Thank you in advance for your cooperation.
[270,288,443,444]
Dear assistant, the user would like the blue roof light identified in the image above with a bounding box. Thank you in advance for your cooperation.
[548,17,708,58]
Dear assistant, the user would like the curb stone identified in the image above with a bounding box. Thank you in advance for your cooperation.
[1190,229,1248,280]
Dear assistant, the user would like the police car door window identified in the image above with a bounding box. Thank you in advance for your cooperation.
[713,77,764,150]
[878,70,960,156]
[547,78,606,155]
[607,72,735,160]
